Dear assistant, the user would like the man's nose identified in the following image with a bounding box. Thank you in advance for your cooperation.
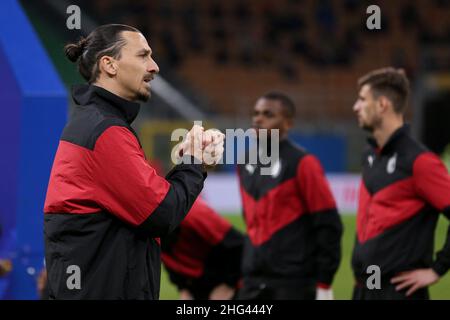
[148,58,160,74]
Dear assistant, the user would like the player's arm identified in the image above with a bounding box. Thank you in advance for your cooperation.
[187,200,244,289]
[414,152,450,276]
[162,262,194,299]
[93,125,206,237]
[392,152,450,296]
[297,155,343,294]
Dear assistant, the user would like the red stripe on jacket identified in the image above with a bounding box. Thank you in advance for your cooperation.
[241,155,337,246]
[357,152,450,243]
[44,126,170,227]
[161,198,232,278]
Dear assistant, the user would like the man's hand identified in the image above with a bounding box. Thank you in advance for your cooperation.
[316,287,334,300]
[202,129,225,168]
[179,289,194,300]
[391,268,439,296]
[176,126,225,168]
[179,124,205,162]
[208,283,235,300]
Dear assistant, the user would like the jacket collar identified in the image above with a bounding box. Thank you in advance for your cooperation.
[72,84,141,124]
[367,124,410,154]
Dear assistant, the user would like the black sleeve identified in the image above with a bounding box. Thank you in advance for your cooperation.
[413,153,450,276]
[203,228,244,287]
[432,208,450,276]
[165,267,191,291]
[138,156,207,237]
[297,155,344,286]
[312,209,344,285]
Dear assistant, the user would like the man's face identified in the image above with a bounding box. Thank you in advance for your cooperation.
[252,98,291,139]
[114,31,159,102]
[353,84,382,132]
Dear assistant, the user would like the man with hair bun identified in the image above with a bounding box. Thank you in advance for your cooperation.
[44,24,224,299]
[352,67,450,300]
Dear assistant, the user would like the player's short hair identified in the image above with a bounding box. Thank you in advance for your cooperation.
[358,67,410,114]
[64,24,140,83]
[261,91,296,119]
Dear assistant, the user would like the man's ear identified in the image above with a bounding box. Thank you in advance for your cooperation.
[378,96,392,114]
[98,56,117,77]
[281,117,293,133]
[285,118,294,129]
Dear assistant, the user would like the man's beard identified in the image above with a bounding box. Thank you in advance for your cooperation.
[136,89,150,102]
[360,116,382,133]
[361,122,374,133]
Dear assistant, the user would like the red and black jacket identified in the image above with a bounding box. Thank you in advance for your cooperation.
[161,198,243,297]
[352,125,450,282]
[44,85,206,299]
[237,139,343,287]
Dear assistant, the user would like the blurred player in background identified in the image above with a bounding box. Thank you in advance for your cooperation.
[352,67,450,300]
[237,92,343,300]
[161,198,244,300]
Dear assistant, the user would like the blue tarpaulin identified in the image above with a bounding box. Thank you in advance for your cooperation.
[0,0,67,299]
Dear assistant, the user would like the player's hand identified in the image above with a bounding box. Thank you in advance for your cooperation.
[391,268,439,296]
[178,124,205,162]
[208,283,235,300]
[315,287,334,300]
[179,289,194,300]
[202,129,225,169]
[176,126,225,168]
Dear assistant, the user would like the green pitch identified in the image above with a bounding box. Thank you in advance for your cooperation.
[159,214,450,300]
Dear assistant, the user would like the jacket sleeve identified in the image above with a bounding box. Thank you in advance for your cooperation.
[189,200,244,286]
[162,263,191,291]
[297,154,343,286]
[93,126,206,237]
[184,198,233,245]
[413,152,450,276]
[204,227,244,287]
[163,198,244,288]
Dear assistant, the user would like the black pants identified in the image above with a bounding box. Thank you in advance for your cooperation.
[352,282,429,300]
[237,278,316,300]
